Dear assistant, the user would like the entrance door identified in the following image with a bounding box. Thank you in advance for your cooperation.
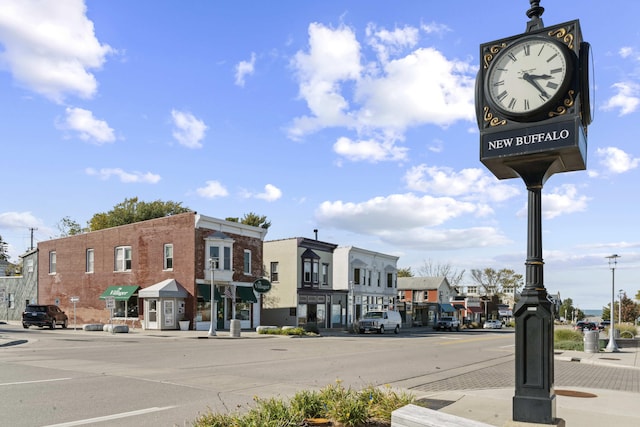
[163,300,175,328]
[147,299,158,329]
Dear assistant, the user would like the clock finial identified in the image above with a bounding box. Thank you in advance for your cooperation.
[526,0,545,32]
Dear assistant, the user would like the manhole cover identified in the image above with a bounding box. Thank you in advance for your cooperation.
[556,389,597,398]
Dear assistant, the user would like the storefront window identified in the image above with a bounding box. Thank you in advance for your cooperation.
[114,297,138,318]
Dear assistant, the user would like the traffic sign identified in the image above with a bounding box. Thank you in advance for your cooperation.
[105,296,115,309]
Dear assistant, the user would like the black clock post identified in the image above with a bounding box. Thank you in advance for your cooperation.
[476,1,591,425]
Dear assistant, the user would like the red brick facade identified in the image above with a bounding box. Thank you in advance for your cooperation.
[37,212,266,327]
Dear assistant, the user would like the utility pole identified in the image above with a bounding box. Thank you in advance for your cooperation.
[29,227,38,250]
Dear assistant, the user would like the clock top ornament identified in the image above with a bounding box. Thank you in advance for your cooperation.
[476,0,591,180]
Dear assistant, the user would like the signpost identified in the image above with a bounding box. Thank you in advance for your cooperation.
[105,296,115,333]
[70,296,79,330]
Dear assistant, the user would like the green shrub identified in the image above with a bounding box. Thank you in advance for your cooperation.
[554,328,585,351]
[191,380,415,427]
[257,327,308,336]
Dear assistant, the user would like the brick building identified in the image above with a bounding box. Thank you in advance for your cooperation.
[37,212,268,330]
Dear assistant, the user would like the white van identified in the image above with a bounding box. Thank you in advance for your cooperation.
[357,310,402,334]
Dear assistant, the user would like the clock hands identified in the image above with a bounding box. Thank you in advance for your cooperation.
[522,72,552,99]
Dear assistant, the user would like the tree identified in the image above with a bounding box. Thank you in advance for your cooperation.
[417,259,465,287]
[558,297,584,322]
[226,212,271,229]
[89,197,192,231]
[0,235,8,261]
[603,292,639,323]
[470,267,524,296]
[56,216,86,237]
[397,267,413,278]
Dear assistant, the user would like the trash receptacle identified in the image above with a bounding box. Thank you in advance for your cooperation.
[584,330,599,353]
[230,319,241,338]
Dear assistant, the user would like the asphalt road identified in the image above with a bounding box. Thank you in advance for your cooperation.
[1,325,637,427]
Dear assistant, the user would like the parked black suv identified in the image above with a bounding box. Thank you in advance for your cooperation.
[22,305,68,329]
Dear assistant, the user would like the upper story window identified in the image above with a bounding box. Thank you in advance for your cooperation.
[467,286,478,294]
[367,270,371,286]
[86,249,94,273]
[270,262,279,282]
[49,251,56,274]
[208,244,232,271]
[243,250,251,275]
[303,259,312,282]
[164,244,173,270]
[115,246,132,272]
[322,263,329,286]
[377,272,381,287]
[353,268,361,285]
[387,272,394,288]
[301,249,320,287]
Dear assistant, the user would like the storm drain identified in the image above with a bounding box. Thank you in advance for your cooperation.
[555,389,598,398]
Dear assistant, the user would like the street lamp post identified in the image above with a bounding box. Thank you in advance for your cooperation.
[605,255,620,353]
[618,289,624,328]
[208,257,218,337]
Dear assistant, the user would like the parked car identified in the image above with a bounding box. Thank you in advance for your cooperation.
[435,316,460,331]
[598,320,610,331]
[357,310,402,334]
[22,304,68,329]
[573,321,597,331]
[483,319,502,329]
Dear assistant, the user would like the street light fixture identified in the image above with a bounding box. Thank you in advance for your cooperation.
[208,257,218,337]
[618,289,624,328]
[605,255,620,353]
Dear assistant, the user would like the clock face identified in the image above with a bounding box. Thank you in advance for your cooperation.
[486,37,572,118]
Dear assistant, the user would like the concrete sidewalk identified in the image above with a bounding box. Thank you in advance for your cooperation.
[409,345,640,427]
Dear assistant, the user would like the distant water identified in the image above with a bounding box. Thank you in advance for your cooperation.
[583,309,602,319]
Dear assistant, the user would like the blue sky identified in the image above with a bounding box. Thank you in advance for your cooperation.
[1,1,638,309]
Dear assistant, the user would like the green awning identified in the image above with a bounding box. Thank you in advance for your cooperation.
[99,285,139,301]
[236,286,257,303]
[197,283,222,302]
[440,303,455,312]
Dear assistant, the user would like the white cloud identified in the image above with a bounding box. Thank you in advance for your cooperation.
[235,52,256,87]
[196,181,228,199]
[619,47,634,58]
[366,23,419,63]
[601,82,640,116]
[85,168,160,184]
[404,164,519,203]
[316,193,509,250]
[287,22,476,144]
[0,0,113,102]
[240,184,283,202]
[597,146,640,174]
[171,109,208,148]
[333,136,408,162]
[0,211,43,229]
[288,23,362,139]
[517,184,589,219]
[58,107,115,144]
[420,22,451,36]
[354,47,475,130]
[256,184,282,202]
[316,193,477,231]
